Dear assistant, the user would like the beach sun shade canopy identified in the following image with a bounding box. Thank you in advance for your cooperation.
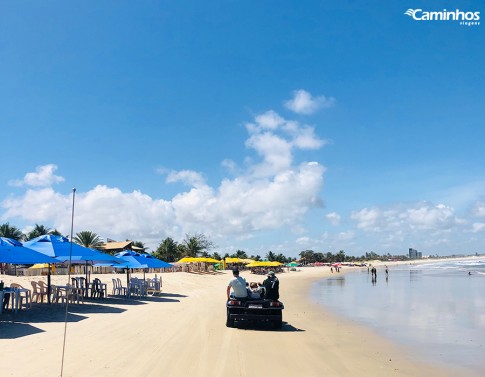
[114,250,173,269]
[176,257,198,263]
[0,237,59,264]
[245,261,283,267]
[23,235,120,264]
[176,257,219,264]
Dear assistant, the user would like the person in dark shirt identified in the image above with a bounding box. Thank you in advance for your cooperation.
[262,271,279,300]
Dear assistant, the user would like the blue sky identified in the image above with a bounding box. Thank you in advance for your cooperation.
[1,1,484,257]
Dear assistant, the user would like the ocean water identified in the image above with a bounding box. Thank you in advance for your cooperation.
[311,259,485,375]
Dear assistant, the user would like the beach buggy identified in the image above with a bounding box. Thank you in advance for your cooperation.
[226,294,284,329]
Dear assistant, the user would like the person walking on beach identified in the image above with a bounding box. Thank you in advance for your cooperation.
[227,268,248,300]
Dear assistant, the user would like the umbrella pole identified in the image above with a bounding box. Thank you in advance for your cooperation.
[126,269,130,297]
[47,263,51,304]
[85,261,89,298]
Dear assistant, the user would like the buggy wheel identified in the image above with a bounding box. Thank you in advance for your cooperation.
[226,309,235,328]
[273,310,283,329]
[274,319,283,329]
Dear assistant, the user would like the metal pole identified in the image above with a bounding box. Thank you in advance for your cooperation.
[47,263,51,304]
[61,188,76,377]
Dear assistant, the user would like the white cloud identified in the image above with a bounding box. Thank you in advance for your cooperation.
[325,212,341,226]
[166,170,206,188]
[335,230,355,241]
[2,161,325,250]
[245,110,326,177]
[221,159,237,173]
[2,105,327,251]
[246,132,293,176]
[471,223,485,233]
[284,89,335,115]
[2,186,177,245]
[296,236,311,245]
[254,110,285,130]
[2,188,69,223]
[351,207,381,230]
[351,202,460,233]
[471,201,485,217]
[405,203,457,230]
[9,164,64,187]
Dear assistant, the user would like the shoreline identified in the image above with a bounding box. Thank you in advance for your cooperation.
[0,266,467,376]
[278,267,460,377]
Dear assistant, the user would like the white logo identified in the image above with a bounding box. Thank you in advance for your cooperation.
[404,8,480,26]
[404,9,417,18]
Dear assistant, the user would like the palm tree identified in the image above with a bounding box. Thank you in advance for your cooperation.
[0,222,24,241]
[275,253,287,263]
[211,252,222,261]
[181,233,214,257]
[266,251,277,261]
[50,229,63,236]
[154,237,180,262]
[73,231,103,249]
[234,250,248,259]
[25,224,52,241]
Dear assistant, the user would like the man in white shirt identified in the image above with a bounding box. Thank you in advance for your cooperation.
[227,268,248,300]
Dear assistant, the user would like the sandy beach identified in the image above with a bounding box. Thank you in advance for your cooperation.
[0,267,459,377]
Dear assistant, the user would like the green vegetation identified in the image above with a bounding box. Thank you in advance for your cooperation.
[74,231,104,249]
[0,222,24,241]
[0,222,413,262]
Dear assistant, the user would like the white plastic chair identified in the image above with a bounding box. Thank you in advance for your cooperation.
[10,283,31,312]
[116,278,128,296]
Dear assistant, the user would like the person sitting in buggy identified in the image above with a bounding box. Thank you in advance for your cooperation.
[248,282,265,299]
[227,268,248,300]
[262,270,279,300]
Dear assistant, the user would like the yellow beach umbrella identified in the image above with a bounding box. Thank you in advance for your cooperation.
[245,261,282,267]
[177,257,221,264]
[29,263,50,269]
[225,257,241,264]
[198,257,220,263]
[268,261,282,266]
[176,257,198,263]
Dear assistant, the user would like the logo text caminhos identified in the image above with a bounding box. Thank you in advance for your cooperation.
[404,9,480,21]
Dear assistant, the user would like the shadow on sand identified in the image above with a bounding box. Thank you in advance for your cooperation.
[0,322,45,339]
[1,304,97,325]
[235,321,305,332]
[154,292,188,298]
[0,291,185,338]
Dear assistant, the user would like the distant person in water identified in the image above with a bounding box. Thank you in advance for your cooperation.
[371,267,377,282]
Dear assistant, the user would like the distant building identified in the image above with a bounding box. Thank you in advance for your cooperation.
[409,248,422,259]
[98,240,145,254]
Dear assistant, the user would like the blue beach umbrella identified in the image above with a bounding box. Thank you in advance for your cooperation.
[24,235,121,303]
[24,235,119,264]
[0,237,58,264]
[115,250,173,269]
[113,250,173,291]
